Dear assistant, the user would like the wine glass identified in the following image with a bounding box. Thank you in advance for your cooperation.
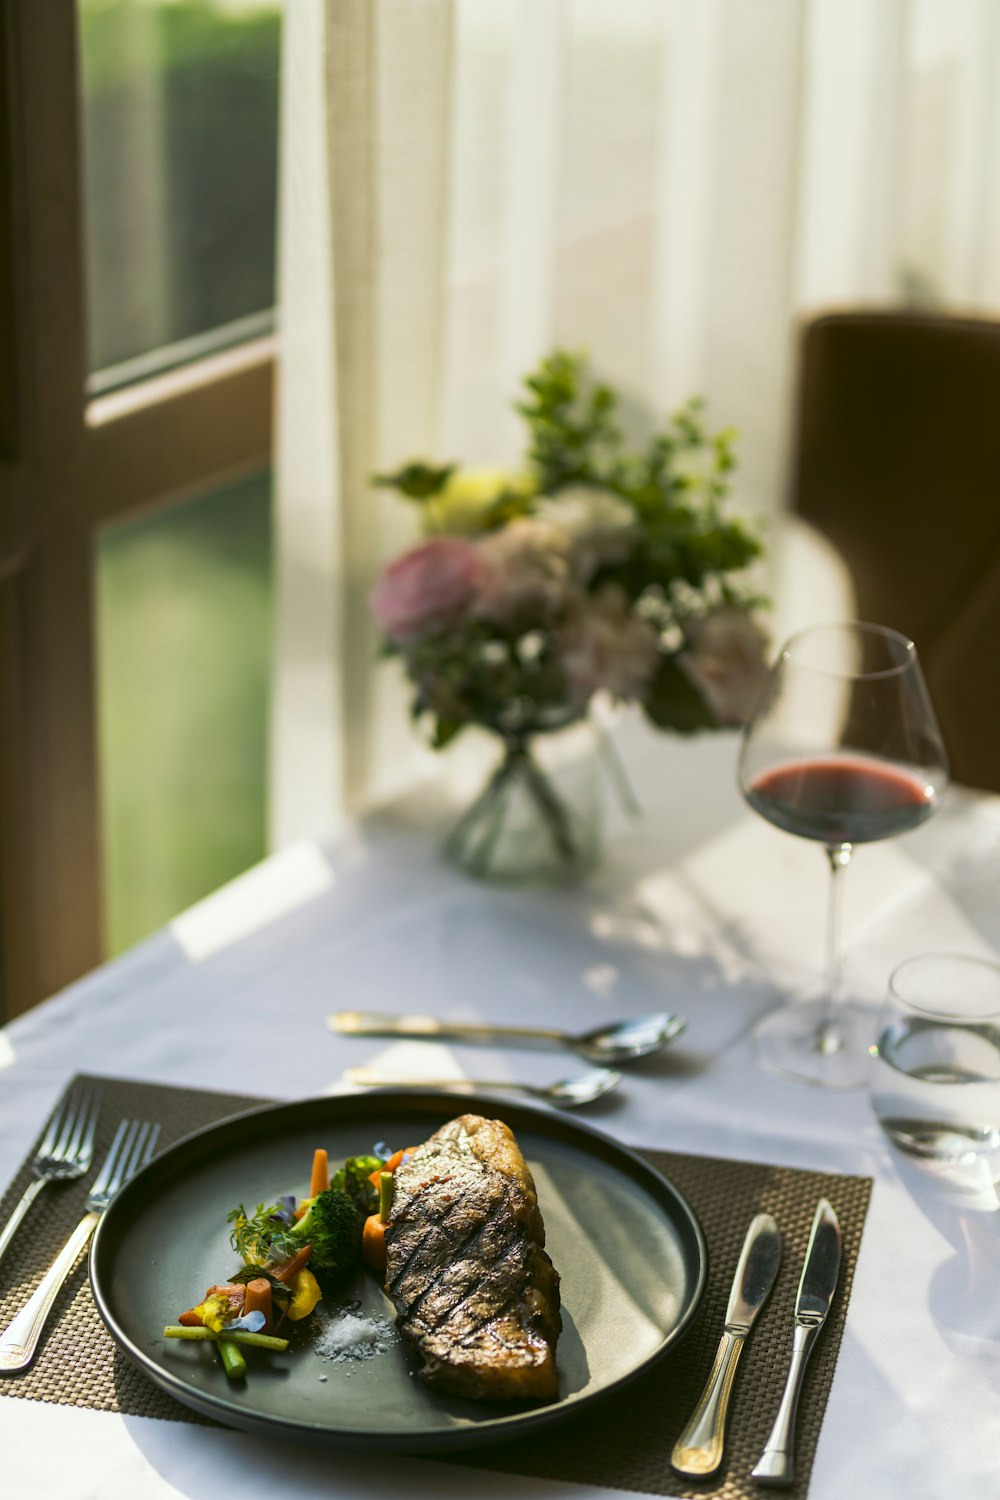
[738,622,949,1088]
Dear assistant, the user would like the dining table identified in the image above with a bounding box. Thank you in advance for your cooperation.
[2,714,999,1500]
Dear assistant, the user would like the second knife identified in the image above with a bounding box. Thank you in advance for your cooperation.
[671,1211,781,1478]
[751,1197,842,1487]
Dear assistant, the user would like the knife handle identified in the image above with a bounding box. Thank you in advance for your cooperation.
[671,1328,745,1476]
[751,1319,821,1486]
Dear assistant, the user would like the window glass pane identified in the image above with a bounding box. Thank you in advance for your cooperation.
[97,470,272,953]
[79,0,282,383]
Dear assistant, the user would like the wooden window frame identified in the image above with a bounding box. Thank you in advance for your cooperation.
[0,4,275,1019]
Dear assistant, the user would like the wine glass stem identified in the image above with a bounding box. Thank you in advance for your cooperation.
[820,843,853,1054]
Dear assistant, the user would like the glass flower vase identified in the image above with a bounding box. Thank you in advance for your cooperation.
[443,727,601,885]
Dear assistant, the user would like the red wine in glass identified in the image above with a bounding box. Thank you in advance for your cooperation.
[747,756,935,846]
[738,623,948,1089]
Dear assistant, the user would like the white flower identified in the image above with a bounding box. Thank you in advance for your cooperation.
[678,606,769,725]
[474,518,572,625]
[534,486,638,580]
[556,586,661,706]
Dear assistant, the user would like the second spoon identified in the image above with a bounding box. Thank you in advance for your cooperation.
[344,1066,621,1108]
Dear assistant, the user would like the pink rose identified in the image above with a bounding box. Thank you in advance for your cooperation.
[371,537,485,644]
[679,606,769,724]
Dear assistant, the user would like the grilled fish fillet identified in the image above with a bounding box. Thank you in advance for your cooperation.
[384,1114,561,1400]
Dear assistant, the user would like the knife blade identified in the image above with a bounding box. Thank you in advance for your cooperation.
[671,1212,781,1477]
[752,1198,842,1487]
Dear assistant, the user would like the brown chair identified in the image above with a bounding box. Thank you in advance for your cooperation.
[791,310,1000,792]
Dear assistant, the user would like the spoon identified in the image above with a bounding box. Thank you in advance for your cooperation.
[344,1066,622,1109]
[330,1010,685,1065]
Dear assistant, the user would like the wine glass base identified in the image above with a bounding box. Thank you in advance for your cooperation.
[753,1000,875,1089]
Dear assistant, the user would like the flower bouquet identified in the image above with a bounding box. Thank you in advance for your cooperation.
[371,351,767,882]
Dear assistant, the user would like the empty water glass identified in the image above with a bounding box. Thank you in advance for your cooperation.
[870,953,1000,1161]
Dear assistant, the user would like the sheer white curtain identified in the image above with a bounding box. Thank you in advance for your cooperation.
[270,0,1000,846]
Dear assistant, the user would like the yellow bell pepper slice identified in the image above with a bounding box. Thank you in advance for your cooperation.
[286,1267,322,1321]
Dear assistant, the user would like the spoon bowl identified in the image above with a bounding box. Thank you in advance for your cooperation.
[541,1068,623,1105]
[345,1066,622,1109]
[575,1013,686,1064]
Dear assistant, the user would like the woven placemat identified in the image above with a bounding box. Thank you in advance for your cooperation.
[0,1075,871,1499]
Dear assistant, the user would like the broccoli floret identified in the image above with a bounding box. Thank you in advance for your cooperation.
[289,1187,362,1276]
[330,1155,382,1219]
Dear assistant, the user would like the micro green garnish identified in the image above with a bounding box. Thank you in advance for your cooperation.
[227,1202,298,1264]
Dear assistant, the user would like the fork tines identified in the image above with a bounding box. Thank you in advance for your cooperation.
[89,1119,161,1205]
[37,1081,101,1171]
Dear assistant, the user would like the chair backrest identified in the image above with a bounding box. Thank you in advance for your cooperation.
[792,310,1000,792]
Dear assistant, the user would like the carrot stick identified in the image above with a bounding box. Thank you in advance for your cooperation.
[362,1214,388,1273]
[309,1148,329,1197]
[274,1243,313,1283]
[242,1277,273,1334]
[369,1145,419,1188]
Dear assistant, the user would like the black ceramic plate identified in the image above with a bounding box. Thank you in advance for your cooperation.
[91,1090,706,1451]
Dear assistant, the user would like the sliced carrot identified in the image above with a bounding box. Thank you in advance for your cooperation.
[273,1243,313,1283]
[242,1277,273,1334]
[370,1145,419,1188]
[362,1214,388,1273]
[208,1285,245,1305]
[310,1148,329,1198]
[177,1284,243,1327]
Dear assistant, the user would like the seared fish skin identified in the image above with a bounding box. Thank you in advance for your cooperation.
[384,1114,561,1400]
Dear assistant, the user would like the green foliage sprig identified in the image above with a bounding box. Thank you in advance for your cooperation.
[516,350,759,595]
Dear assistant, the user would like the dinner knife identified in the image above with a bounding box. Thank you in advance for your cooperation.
[671,1212,781,1478]
[751,1197,842,1487]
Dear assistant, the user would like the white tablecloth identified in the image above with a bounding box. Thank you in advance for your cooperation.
[3,721,1000,1498]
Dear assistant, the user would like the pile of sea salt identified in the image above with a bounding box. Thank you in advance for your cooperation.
[315,1306,396,1370]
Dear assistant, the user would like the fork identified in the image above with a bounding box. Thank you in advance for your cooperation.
[0,1081,101,1270]
[0,1118,161,1373]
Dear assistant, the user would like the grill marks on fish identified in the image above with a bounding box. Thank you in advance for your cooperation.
[384,1114,561,1400]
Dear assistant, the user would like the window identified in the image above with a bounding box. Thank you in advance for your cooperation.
[97,468,273,954]
[80,0,281,384]
[0,1,281,1017]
